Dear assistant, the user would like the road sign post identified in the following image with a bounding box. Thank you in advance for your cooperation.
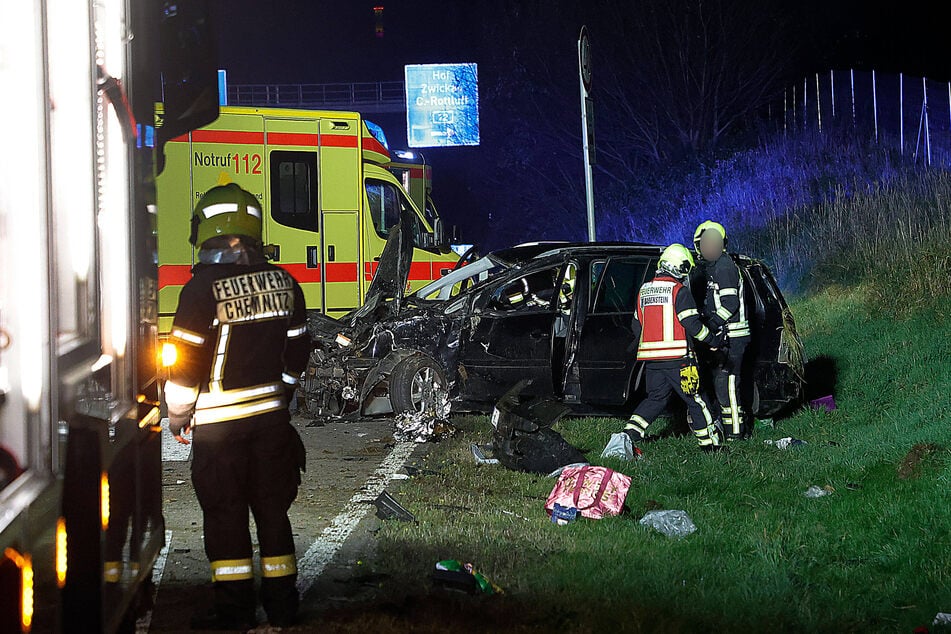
[578,26,596,242]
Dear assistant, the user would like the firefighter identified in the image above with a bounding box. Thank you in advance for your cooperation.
[163,183,310,629]
[620,244,726,452]
[693,220,751,440]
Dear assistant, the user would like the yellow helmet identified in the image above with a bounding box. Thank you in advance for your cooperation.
[693,220,727,253]
[658,243,695,279]
[189,183,263,246]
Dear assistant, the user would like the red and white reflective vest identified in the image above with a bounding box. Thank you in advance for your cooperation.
[635,275,710,361]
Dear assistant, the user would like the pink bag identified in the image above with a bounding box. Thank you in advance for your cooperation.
[545,465,631,519]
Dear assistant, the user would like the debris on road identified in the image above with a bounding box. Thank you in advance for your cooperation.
[763,437,807,449]
[639,510,697,538]
[470,443,500,465]
[491,380,586,474]
[804,485,834,498]
[432,560,501,595]
[372,491,416,522]
[393,405,454,443]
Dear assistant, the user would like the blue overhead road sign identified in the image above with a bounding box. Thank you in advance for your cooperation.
[405,63,480,148]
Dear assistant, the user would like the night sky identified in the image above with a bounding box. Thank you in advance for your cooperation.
[209,0,951,248]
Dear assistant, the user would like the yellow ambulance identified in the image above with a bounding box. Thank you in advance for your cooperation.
[156,106,459,333]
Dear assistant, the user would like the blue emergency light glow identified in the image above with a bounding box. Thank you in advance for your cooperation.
[405,63,480,148]
[135,124,155,148]
[218,70,227,106]
[365,120,389,150]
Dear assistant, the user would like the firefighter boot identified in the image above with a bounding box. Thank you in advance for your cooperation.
[261,573,299,627]
[696,421,729,454]
[190,579,256,630]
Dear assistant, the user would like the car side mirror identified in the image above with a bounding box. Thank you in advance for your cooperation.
[432,218,446,248]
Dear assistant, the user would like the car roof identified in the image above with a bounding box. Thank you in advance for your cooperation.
[490,241,663,267]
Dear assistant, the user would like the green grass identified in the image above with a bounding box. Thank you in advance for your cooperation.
[332,287,951,633]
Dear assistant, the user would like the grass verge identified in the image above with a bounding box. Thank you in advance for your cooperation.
[317,287,951,633]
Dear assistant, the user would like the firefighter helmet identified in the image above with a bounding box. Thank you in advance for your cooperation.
[693,220,727,253]
[657,243,695,279]
[190,183,263,246]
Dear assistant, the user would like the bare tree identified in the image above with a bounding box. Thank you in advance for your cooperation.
[598,0,790,165]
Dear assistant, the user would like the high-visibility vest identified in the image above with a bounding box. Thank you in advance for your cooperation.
[635,278,690,361]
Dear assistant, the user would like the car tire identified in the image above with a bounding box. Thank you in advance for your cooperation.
[389,354,448,415]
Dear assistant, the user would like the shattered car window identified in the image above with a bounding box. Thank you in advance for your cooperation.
[592,258,653,313]
[414,255,507,301]
[489,266,561,312]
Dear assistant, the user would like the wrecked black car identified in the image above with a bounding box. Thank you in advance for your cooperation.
[300,216,805,424]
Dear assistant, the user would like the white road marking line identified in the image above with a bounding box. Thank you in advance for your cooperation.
[296,441,416,597]
[160,417,192,462]
[136,530,173,634]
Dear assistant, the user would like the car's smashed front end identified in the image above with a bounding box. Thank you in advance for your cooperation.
[297,211,466,425]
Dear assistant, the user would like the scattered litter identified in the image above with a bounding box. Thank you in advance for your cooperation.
[470,443,500,465]
[763,437,807,450]
[390,473,410,480]
[639,510,697,539]
[601,432,643,461]
[755,418,775,429]
[174,480,186,485]
[809,394,836,412]
[500,509,531,522]
[804,485,834,498]
[393,404,454,443]
[550,503,578,526]
[432,560,501,595]
[372,491,416,522]
[934,613,951,625]
[546,462,589,478]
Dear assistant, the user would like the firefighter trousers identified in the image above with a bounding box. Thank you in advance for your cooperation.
[714,336,749,436]
[191,409,306,624]
[626,360,720,447]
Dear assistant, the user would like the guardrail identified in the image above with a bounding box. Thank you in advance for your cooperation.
[228,81,405,110]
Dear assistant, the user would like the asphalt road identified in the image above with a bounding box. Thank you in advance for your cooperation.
[140,415,422,633]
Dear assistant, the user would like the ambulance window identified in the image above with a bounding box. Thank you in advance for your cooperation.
[366,179,428,248]
[269,151,318,231]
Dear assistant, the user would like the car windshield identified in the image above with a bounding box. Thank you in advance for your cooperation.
[413,255,509,301]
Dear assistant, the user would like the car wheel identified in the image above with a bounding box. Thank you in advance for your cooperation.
[389,354,449,416]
